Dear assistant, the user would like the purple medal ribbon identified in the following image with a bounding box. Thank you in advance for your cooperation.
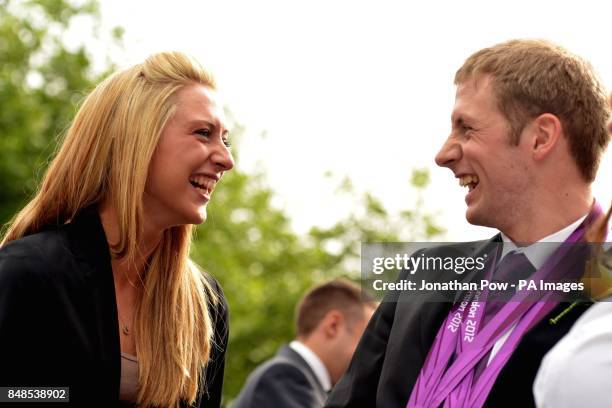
[409,254,499,407]
[449,290,487,407]
[407,202,604,408]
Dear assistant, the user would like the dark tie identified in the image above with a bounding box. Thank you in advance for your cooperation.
[481,250,535,326]
[474,251,535,379]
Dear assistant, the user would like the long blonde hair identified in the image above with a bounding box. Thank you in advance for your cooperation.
[2,52,220,407]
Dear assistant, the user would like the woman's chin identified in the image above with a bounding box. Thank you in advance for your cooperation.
[195,206,208,224]
[170,208,207,227]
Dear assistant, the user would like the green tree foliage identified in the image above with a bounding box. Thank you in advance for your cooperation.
[195,124,444,404]
[0,1,445,405]
[0,0,108,223]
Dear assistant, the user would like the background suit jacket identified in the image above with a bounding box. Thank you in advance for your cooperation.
[325,239,592,408]
[0,208,228,407]
[234,345,327,408]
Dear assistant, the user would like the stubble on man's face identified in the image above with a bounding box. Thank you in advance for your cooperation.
[441,77,534,232]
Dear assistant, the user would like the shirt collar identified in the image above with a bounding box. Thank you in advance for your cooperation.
[289,340,332,392]
[500,214,588,269]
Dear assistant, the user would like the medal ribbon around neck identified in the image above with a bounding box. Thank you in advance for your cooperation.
[407,201,604,408]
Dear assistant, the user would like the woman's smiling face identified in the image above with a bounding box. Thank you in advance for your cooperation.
[145,84,234,229]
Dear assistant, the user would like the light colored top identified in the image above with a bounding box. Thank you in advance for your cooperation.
[289,340,332,392]
[499,215,587,268]
[489,215,587,363]
[119,352,138,404]
[533,300,612,407]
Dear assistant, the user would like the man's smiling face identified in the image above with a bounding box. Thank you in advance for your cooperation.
[435,75,535,232]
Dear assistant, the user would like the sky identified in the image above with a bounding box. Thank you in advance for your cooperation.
[75,0,611,241]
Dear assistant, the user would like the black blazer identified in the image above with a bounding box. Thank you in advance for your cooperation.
[233,345,327,408]
[325,239,592,408]
[0,209,228,407]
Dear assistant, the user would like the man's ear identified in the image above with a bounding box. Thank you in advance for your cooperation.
[321,310,343,338]
[529,113,563,160]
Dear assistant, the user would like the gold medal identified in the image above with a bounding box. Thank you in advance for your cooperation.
[581,203,612,300]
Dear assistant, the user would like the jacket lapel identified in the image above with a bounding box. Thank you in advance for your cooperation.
[66,208,121,399]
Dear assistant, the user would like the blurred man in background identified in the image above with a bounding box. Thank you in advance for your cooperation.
[234,279,376,408]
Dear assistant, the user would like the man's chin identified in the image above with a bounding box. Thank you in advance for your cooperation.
[465,207,487,227]
[465,209,503,235]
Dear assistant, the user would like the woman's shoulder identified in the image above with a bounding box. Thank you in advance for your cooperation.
[195,269,228,408]
[189,262,229,360]
[201,272,229,332]
[0,229,70,283]
[2,223,75,254]
[188,260,229,321]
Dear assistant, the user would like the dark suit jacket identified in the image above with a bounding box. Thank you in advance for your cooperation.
[0,208,228,407]
[234,345,328,408]
[325,239,592,408]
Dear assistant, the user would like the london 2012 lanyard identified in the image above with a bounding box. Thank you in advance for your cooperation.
[408,202,604,408]
[409,251,497,407]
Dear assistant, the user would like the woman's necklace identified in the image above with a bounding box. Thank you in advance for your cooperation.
[118,313,132,336]
[114,269,142,338]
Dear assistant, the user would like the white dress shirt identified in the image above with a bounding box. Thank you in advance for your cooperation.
[533,299,612,408]
[488,215,587,363]
[289,340,332,392]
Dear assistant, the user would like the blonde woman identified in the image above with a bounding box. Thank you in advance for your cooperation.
[0,52,234,407]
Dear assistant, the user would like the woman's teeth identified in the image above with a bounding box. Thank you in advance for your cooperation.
[189,176,215,195]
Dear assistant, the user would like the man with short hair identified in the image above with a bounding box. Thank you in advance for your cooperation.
[326,39,610,407]
[234,279,376,408]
